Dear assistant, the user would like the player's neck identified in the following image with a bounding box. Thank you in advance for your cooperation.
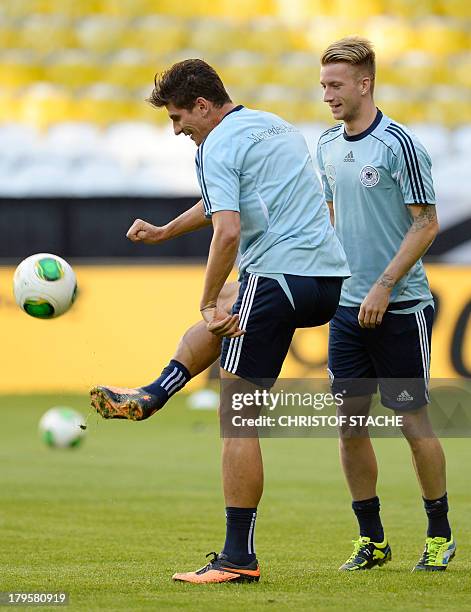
[343,103,378,137]
[204,103,237,139]
[216,102,237,124]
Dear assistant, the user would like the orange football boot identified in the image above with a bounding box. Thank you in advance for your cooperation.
[172,552,260,584]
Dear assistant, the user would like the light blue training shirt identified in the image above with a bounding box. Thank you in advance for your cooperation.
[195,105,350,301]
[317,109,435,313]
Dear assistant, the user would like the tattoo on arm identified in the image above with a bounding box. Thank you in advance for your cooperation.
[409,205,437,232]
[376,273,395,289]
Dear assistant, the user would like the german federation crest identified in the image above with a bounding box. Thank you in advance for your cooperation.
[360,165,380,187]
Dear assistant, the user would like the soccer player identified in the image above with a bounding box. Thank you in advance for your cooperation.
[91,59,350,583]
[317,37,455,571]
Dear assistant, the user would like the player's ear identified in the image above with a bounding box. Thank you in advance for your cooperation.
[195,97,210,115]
[360,76,370,96]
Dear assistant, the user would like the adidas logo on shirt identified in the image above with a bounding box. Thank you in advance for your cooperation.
[397,390,414,402]
[344,151,355,162]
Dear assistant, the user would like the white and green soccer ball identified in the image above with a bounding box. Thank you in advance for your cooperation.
[13,253,77,319]
[39,407,86,448]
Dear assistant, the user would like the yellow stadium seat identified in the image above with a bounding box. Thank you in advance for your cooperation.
[417,19,468,56]
[306,17,364,55]
[451,53,471,88]
[146,0,224,19]
[387,52,438,89]
[276,0,330,22]
[3,0,37,19]
[245,19,300,55]
[126,16,188,55]
[424,95,471,127]
[189,19,244,55]
[0,90,23,122]
[0,56,44,87]
[19,85,74,129]
[272,53,318,89]
[220,0,277,20]
[382,0,441,18]
[17,16,77,55]
[35,0,105,17]
[0,24,23,49]
[98,0,161,18]
[106,52,163,91]
[76,86,141,126]
[365,17,413,61]
[378,97,427,124]
[432,58,456,86]
[44,54,104,89]
[75,16,127,54]
[433,0,471,18]
[331,0,385,20]
[217,52,275,89]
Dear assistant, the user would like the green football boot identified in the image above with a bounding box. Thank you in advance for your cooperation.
[339,536,392,571]
[413,535,456,571]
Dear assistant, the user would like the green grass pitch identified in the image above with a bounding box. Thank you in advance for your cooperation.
[1,394,470,611]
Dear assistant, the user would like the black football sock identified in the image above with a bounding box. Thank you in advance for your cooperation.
[221,507,257,566]
[141,359,191,410]
[424,493,451,539]
[352,496,385,542]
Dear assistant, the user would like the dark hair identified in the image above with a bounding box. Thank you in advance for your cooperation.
[147,59,232,110]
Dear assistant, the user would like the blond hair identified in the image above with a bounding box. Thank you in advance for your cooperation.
[321,36,376,91]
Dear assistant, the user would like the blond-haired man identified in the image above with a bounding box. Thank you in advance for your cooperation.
[318,36,455,571]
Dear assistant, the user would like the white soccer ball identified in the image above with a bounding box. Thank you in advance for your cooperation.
[39,407,86,448]
[187,389,219,410]
[13,253,77,318]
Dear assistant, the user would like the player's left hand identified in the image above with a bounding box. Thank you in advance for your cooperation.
[201,305,245,338]
[358,285,391,328]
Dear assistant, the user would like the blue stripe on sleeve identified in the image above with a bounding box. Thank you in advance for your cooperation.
[197,142,212,216]
[196,146,211,216]
[385,126,421,203]
[390,123,428,204]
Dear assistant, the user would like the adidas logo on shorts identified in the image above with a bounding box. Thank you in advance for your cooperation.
[397,390,414,402]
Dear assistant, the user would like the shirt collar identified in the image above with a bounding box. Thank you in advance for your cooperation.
[343,108,383,142]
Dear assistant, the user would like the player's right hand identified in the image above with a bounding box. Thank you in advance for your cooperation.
[126,219,165,244]
[201,306,245,338]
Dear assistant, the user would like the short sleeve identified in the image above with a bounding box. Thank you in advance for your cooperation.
[389,132,436,205]
[316,140,333,202]
[196,139,240,219]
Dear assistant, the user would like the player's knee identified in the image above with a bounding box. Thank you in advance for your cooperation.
[339,432,370,447]
[400,407,434,442]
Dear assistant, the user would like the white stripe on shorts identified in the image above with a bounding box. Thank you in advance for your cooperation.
[223,274,259,374]
[415,309,430,402]
[223,274,255,372]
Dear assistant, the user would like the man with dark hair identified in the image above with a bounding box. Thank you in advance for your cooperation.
[91,59,350,583]
[147,58,232,110]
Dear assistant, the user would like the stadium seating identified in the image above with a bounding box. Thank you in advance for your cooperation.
[0,0,468,204]
[0,1,468,126]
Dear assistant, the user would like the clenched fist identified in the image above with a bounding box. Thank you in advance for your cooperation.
[126,219,166,244]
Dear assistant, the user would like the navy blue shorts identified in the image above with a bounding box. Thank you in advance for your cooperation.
[221,273,343,385]
[328,302,434,410]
